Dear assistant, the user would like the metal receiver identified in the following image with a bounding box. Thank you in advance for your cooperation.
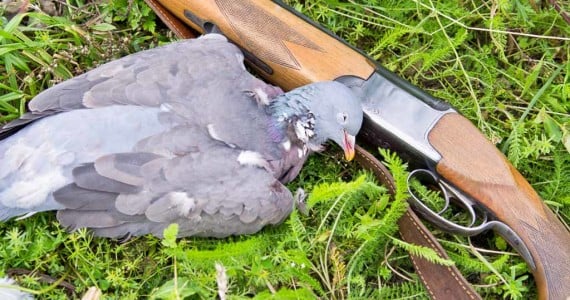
[339,70,535,270]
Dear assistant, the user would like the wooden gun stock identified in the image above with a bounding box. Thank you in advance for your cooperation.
[155,0,375,90]
[430,114,570,299]
[156,1,570,299]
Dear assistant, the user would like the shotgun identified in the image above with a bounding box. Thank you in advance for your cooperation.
[154,1,570,299]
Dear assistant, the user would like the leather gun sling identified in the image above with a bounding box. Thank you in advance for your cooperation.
[355,145,479,300]
[144,1,480,299]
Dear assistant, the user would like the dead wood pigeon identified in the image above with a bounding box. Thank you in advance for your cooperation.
[0,34,363,238]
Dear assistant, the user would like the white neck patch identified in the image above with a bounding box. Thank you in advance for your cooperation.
[294,117,315,143]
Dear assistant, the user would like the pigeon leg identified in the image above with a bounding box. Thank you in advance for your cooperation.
[294,188,308,216]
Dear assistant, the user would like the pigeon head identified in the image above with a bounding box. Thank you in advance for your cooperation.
[271,81,363,161]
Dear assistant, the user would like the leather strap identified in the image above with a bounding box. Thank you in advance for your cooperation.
[145,0,196,39]
[355,145,480,300]
[144,1,481,298]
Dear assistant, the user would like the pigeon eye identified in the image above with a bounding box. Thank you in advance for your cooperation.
[337,112,348,124]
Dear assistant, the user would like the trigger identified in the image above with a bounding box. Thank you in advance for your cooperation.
[439,180,479,227]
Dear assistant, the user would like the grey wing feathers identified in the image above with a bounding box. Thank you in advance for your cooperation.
[1,35,249,141]
[29,35,247,112]
[54,184,116,210]
[55,126,294,238]
[73,164,140,194]
[94,152,163,186]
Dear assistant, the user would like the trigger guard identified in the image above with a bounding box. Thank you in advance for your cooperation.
[407,169,479,228]
[407,169,484,235]
[407,169,450,215]
[406,169,536,271]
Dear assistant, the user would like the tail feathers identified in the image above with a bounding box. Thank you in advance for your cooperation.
[91,222,159,239]
[56,208,147,228]
[0,198,63,222]
[0,207,32,222]
[0,126,23,141]
[0,276,34,300]
[0,111,57,141]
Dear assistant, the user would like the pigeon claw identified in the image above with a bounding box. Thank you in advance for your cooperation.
[294,188,308,216]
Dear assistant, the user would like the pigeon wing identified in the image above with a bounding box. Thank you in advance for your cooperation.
[0,34,251,137]
[55,126,294,238]
[0,33,285,221]
[30,34,247,111]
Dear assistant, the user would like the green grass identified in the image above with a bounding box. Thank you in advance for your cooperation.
[1,0,569,299]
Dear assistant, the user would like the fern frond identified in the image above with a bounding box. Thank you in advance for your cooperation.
[447,252,490,273]
[488,13,508,63]
[181,236,271,267]
[390,237,455,266]
[346,236,383,294]
[346,149,411,294]
[251,287,316,299]
[369,26,424,59]
[283,210,309,251]
[378,148,410,203]
[307,174,382,209]
[273,248,326,296]
[375,281,429,299]
[330,244,347,296]
[491,253,513,271]
[506,121,525,167]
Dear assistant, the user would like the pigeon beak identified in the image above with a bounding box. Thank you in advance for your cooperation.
[342,130,356,161]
